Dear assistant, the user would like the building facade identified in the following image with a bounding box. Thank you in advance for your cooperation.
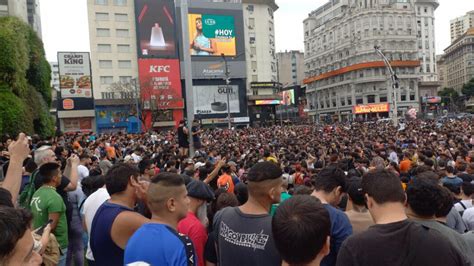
[436,54,447,89]
[304,0,433,122]
[450,11,474,43]
[49,62,59,119]
[277,50,305,86]
[443,28,474,92]
[0,0,27,22]
[26,0,41,37]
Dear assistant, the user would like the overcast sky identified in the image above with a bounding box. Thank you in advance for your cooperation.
[40,0,474,62]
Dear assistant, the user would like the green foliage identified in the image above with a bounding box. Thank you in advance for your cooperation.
[0,16,54,136]
[0,89,33,135]
[438,87,460,102]
[462,78,474,98]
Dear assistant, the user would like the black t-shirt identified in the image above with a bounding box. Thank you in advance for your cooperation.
[336,219,469,266]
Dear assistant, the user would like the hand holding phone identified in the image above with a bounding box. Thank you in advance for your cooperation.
[36,219,53,235]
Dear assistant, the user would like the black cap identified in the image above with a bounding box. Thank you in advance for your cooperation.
[186,180,215,201]
[247,162,282,182]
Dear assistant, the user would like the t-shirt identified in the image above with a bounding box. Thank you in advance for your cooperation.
[213,207,281,266]
[447,206,468,233]
[178,212,207,266]
[412,219,474,263]
[270,192,292,216]
[345,209,374,235]
[77,165,89,181]
[336,220,469,266]
[441,176,463,188]
[30,186,68,249]
[217,174,234,194]
[322,204,353,266]
[455,200,474,214]
[82,187,110,261]
[124,223,196,266]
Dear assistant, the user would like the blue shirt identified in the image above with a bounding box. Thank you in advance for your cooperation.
[441,176,463,188]
[124,223,196,266]
[322,204,353,266]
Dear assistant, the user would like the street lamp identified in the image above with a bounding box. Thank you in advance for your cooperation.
[375,45,399,127]
[130,78,141,133]
[221,53,232,129]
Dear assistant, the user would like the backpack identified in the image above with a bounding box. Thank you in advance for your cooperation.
[19,169,39,209]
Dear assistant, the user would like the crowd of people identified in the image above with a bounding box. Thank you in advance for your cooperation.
[0,117,474,265]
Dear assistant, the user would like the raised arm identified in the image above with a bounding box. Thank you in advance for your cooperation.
[2,133,30,205]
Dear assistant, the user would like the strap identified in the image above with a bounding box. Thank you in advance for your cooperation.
[460,201,467,210]
[165,226,195,266]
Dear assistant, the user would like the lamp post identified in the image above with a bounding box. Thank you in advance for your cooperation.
[131,78,141,133]
[221,54,232,129]
[375,45,399,127]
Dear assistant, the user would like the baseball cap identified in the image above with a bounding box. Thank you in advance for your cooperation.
[186,180,215,201]
[247,162,282,182]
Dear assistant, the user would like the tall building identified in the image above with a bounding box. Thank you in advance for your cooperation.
[49,61,59,116]
[0,0,28,23]
[243,0,281,125]
[450,11,474,43]
[303,0,436,122]
[26,0,41,37]
[277,50,305,86]
[443,28,474,92]
[436,55,447,89]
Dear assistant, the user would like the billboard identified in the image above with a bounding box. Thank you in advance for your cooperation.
[58,52,92,98]
[353,103,390,114]
[193,85,240,115]
[188,13,236,56]
[135,0,177,58]
[281,89,295,105]
[138,59,184,109]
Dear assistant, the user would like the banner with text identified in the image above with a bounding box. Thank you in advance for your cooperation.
[353,103,390,114]
[58,52,92,99]
[193,85,240,114]
[138,59,184,109]
[188,13,236,56]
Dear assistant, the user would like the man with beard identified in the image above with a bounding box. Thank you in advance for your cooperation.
[178,180,215,266]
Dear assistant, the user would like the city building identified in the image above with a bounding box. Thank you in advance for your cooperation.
[87,0,140,133]
[0,0,28,22]
[443,27,474,92]
[436,54,447,89]
[243,0,281,125]
[450,11,474,43]
[303,0,434,123]
[49,62,59,119]
[26,0,41,37]
[277,50,305,86]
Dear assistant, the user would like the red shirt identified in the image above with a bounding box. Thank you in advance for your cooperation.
[177,212,208,266]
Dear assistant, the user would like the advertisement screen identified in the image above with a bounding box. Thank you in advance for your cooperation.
[138,59,184,109]
[58,52,92,98]
[188,13,236,56]
[193,85,240,114]
[281,90,295,105]
[135,0,177,58]
[353,103,390,114]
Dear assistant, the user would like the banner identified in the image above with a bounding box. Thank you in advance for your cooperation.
[135,0,177,58]
[138,59,184,109]
[193,85,240,114]
[58,52,92,98]
[63,118,93,132]
[353,103,390,114]
[188,13,236,56]
[281,90,295,105]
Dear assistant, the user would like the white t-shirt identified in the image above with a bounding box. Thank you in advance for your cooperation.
[82,187,110,261]
[77,165,90,181]
[131,153,142,163]
[455,200,474,213]
[462,207,474,231]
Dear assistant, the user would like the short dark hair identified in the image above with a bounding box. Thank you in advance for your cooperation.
[138,159,153,175]
[0,207,33,261]
[436,186,455,218]
[0,188,13,207]
[446,166,455,174]
[362,169,405,204]
[234,183,248,205]
[247,162,282,182]
[313,166,347,193]
[272,195,330,265]
[406,177,441,217]
[347,178,365,206]
[105,163,140,195]
[39,162,60,184]
[216,192,239,210]
[462,181,474,196]
[151,172,185,187]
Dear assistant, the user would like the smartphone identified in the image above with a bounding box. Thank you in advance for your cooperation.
[36,219,53,235]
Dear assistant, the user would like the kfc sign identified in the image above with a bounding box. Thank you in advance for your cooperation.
[149,65,170,73]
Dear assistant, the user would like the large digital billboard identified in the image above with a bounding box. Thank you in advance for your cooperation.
[138,59,184,109]
[281,90,295,105]
[193,85,240,115]
[135,0,177,58]
[188,13,236,57]
[58,52,92,98]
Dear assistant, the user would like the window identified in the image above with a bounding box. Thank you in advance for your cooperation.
[118,60,132,68]
[99,60,112,68]
[116,29,129,37]
[410,94,415,101]
[119,76,132,83]
[251,61,257,70]
[115,13,128,22]
[113,0,126,5]
[101,92,115,99]
[347,98,352,105]
[401,94,407,101]
[95,0,108,5]
[97,28,110,37]
[96,12,109,21]
[249,18,255,29]
[356,98,363,104]
[97,44,111,53]
[247,5,254,12]
[367,95,376,103]
[292,75,297,79]
[117,44,130,53]
[380,95,387,102]
[100,76,113,84]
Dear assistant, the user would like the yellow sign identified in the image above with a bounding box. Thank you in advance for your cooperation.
[353,103,390,114]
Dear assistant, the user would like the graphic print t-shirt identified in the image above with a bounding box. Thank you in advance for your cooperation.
[213,207,281,266]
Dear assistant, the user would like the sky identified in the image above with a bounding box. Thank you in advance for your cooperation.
[40,0,474,62]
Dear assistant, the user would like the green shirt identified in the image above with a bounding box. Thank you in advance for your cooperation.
[270,192,292,216]
[30,186,68,249]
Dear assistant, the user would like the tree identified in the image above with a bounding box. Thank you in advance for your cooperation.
[462,78,474,99]
[438,87,463,112]
[0,16,54,137]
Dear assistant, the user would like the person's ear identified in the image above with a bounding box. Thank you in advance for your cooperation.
[322,236,331,256]
[167,198,176,212]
